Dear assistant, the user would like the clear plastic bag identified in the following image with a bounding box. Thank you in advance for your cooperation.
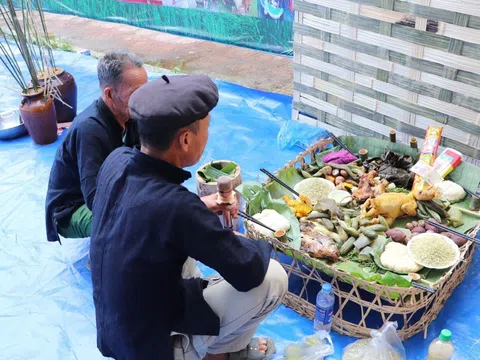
[277,120,330,151]
[275,330,335,360]
[342,322,406,360]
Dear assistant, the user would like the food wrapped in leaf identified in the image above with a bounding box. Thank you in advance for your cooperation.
[363,147,415,188]
[434,180,466,203]
[250,209,291,238]
[447,207,463,228]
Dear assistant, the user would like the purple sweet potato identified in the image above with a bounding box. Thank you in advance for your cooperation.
[411,226,426,234]
[450,234,468,247]
[386,228,407,244]
[424,219,440,233]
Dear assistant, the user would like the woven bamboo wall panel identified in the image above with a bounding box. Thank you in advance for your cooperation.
[292,0,480,164]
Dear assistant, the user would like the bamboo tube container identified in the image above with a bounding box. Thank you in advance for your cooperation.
[196,160,243,231]
[410,137,418,149]
[389,130,396,143]
[359,149,368,161]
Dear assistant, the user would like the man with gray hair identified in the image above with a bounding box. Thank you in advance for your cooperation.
[45,50,148,244]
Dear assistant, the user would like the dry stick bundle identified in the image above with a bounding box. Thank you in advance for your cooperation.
[0,6,29,91]
[26,0,70,108]
[0,0,64,103]
[24,0,45,74]
[5,0,39,88]
[41,58,71,108]
[33,0,55,69]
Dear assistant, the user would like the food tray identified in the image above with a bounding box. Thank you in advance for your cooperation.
[244,136,478,340]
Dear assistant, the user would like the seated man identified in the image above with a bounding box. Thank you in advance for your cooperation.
[90,74,288,360]
[45,50,148,243]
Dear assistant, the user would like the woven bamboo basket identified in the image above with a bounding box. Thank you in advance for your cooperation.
[292,0,480,166]
[244,137,479,340]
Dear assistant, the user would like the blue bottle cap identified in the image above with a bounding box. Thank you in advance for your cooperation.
[322,283,332,293]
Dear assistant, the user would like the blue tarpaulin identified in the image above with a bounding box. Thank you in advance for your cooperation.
[0,49,479,360]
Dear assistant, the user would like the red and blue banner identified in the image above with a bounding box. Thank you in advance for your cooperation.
[117,0,294,21]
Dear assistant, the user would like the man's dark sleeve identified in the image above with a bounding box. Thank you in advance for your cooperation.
[124,119,139,147]
[75,122,112,210]
[175,194,273,292]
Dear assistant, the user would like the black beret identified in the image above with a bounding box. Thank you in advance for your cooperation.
[128,74,219,131]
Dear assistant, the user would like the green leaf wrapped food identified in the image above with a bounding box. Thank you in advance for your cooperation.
[447,207,463,228]
[237,182,301,249]
[197,161,238,183]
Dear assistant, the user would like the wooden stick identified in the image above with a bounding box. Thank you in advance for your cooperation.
[452,205,480,218]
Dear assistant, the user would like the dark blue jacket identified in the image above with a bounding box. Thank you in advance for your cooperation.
[90,147,272,360]
[45,98,138,242]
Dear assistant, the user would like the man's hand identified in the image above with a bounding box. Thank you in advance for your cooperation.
[200,193,239,219]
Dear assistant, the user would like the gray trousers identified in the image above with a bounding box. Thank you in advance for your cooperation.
[172,258,288,359]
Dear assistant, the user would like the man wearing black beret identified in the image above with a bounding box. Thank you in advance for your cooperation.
[90,74,288,360]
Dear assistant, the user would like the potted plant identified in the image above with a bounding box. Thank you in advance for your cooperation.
[30,0,77,124]
[0,0,74,144]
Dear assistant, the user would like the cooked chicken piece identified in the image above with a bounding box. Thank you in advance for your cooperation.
[414,186,440,201]
[361,192,417,226]
[373,179,389,197]
[353,170,377,202]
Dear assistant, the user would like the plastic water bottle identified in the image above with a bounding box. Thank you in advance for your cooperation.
[426,329,454,360]
[314,283,335,332]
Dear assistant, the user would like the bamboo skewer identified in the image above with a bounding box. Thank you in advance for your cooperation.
[451,206,480,219]
[327,131,355,156]
[260,168,300,197]
[238,210,294,242]
[424,220,480,245]
[377,269,436,293]
[410,282,436,294]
